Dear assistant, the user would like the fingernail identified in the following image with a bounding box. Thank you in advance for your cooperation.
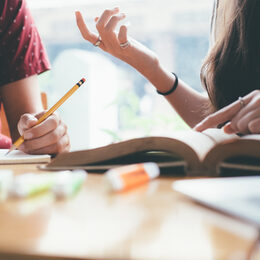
[223,125,236,134]
[114,7,119,11]
[224,129,234,134]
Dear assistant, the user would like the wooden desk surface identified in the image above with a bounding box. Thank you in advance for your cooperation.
[0,164,259,260]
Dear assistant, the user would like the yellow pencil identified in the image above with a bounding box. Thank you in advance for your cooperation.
[6,78,86,155]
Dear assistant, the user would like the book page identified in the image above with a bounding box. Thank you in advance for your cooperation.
[0,149,51,164]
[203,132,260,176]
[202,128,239,144]
[241,134,260,141]
[169,129,229,162]
[44,129,220,174]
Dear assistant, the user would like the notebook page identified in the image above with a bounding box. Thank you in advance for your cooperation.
[0,149,50,164]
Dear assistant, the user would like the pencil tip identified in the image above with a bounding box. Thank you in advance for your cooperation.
[5,145,16,156]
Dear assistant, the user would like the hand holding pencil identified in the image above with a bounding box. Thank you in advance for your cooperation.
[7,78,86,155]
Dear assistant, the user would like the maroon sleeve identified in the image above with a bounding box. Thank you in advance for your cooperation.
[0,0,51,87]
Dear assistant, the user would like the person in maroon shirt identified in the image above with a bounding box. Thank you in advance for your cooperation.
[0,0,70,154]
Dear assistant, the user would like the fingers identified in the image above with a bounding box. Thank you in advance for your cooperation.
[194,94,252,132]
[194,91,260,134]
[226,93,260,134]
[76,8,129,53]
[18,114,38,135]
[20,131,70,155]
[222,122,234,134]
[118,25,128,44]
[104,13,126,33]
[18,112,70,154]
[24,114,60,139]
[19,121,70,154]
[224,108,260,134]
[248,118,260,134]
[96,8,126,47]
[95,7,119,31]
[75,11,99,44]
[194,101,243,132]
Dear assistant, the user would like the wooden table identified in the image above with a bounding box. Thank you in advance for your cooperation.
[0,164,259,260]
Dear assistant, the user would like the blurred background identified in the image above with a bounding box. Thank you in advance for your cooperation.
[27,0,213,150]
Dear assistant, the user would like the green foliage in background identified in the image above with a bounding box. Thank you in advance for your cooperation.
[103,89,189,142]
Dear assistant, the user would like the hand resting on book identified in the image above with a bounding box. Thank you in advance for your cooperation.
[195,90,260,135]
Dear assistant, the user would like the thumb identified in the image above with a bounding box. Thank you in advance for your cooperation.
[18,113,38,134]
[34,110,47,120]
[223,122,237,134]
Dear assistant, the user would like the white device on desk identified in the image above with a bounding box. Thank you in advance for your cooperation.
[173,176,260,227]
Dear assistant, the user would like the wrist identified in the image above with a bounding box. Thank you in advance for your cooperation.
[149,63,177,94]
[119,42,160,80]
[157,72,178,96]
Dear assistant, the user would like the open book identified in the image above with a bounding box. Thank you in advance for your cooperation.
[41,129,260,176]
[0,149,51,164]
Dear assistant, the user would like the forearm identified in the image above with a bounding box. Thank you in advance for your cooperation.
[75,10,210,127]
[0,76,43,140]
[152,64,210,128]
[165,78,210,128]
[126,53,210,127]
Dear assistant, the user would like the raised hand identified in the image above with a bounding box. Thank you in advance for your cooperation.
[76,8,128,57]
[75,8,159,79]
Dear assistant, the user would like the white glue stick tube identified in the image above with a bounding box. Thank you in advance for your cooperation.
[105,162,160,192]
[0,170,13,201]
[52,170,87,199]
[9,173,55,198]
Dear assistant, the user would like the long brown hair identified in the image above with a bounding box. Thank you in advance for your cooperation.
[201,0,260,112]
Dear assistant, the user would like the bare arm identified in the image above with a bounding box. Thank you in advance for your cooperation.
[75,9,210,127]
[0,75,42,140]
[142,62,209,127]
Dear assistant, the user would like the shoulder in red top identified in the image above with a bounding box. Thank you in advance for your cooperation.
[0,0,51,87]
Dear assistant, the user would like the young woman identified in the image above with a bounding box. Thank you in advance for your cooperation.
[75,0,260,135]
[0,0,70,154]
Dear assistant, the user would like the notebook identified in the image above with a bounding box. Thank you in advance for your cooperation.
[173,176,260,227]
[0,149,51,164]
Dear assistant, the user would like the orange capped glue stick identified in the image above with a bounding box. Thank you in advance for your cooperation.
[105,162,160,191]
